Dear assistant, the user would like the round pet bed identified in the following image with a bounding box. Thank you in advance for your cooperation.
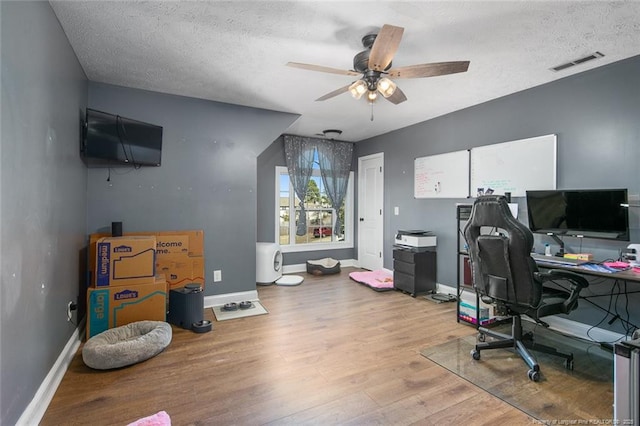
[83,321,172,370]
[276,275,304,286]
[306,258,341,276]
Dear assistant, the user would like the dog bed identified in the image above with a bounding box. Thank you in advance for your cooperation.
[82,321,172,370]
[349,270,394,291]
[127,410,171,426]
[306,257,341,275]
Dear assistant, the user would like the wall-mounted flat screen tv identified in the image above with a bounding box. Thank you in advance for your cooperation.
[82,108,162,167]
[526,189,629,241]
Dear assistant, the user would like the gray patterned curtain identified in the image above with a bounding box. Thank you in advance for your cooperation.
[316,140,353,235]
[284,135,316,236]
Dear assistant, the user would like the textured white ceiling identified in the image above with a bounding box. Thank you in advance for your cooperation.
[49,1,640,142]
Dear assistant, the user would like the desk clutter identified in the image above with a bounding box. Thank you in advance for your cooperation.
[533,253,640,275]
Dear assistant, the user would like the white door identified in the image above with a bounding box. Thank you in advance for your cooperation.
[358,153,384,270]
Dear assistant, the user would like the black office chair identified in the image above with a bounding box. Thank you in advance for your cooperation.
[463,195,589,381]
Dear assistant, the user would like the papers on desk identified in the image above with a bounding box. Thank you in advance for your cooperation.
[603,261,632,270]
[534,254,640,274]
[577,262,632,273]
[578,263,621,273]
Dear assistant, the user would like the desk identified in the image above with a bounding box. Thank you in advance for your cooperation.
[533,255,640,283]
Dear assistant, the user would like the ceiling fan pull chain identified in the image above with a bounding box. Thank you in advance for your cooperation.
[370,102,374,121]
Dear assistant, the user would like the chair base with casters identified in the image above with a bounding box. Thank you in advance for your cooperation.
[470,314,574,382]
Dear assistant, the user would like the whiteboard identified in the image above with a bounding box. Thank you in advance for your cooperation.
[414,150,469,198]
[470,134,556,197]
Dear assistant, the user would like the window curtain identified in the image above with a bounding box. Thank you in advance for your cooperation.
[284,135,316,236]
[316,140,353,235]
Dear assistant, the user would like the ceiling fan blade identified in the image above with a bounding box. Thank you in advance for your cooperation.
[368,24,404,72]
[387,61,470,79]
[287,62,360,76]
[384,86,407,105]
[316,84,351,101]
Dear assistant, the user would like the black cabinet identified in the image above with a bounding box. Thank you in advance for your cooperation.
[393,247,436,297]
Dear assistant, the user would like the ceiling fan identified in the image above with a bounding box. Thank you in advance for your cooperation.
[287,24,470,105]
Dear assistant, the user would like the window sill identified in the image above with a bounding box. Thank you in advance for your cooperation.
[280,241,354,253]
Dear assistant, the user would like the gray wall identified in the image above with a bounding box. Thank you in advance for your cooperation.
[355,55,640,335]
[256,136,356,265]
[87,83,299,296]
[1,2,88,424]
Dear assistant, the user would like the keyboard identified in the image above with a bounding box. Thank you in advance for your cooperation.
[531,253,588,266]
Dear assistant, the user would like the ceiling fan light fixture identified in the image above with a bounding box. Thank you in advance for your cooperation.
[348,80,367,99]
[377,77,397,98]
[367,90,378,103]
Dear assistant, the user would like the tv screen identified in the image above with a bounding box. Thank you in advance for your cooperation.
[526,189,629,241]
[82,108,162,167]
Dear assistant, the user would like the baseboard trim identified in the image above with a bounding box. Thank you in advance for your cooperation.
[282,258,357,274]
[437,283,457,295]
[436,283,625,343]
[17,319,85,426]
[540,316,625,343]
[204,290,259,308]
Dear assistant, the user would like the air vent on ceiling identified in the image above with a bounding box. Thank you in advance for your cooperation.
[550,52,604,72]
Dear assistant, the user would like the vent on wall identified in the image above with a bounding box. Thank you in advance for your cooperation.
[550,52,605,72]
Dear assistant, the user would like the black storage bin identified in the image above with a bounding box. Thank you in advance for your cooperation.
[168,285,204,329]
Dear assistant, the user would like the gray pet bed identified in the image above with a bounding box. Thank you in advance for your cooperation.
[306,257,341,275]
[82,321,172,370]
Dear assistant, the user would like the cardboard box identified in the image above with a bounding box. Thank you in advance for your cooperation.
[88,230,204,288]
[86,278,167,339]
[95,236,156,287]
[155,235,190,256]
[89,230,203,275]
[131,230,204,257]
[458,301,490,325]
[156,255,205,290]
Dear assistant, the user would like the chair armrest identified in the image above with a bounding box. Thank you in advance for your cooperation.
[536,269,590,314]
[545,269,590,290]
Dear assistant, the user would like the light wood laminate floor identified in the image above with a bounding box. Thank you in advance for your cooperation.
[42,268,584,425]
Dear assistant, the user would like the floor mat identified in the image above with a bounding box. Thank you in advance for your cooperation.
[348,269,394,291]
[420,322,613,421]
[211,301,268,321]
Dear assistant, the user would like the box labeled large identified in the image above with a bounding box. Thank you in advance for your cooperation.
[156,255,205,290]
[86,279,167,339]
[95,236,156,287]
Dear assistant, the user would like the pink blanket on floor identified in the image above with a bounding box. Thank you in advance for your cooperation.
[349,270,394,290]
[127,411,171,426]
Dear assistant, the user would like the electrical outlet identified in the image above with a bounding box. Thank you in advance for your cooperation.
[213,270,222,282]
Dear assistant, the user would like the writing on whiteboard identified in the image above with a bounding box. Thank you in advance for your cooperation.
[414,150,469,198]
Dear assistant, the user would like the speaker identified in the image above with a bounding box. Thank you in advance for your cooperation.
[168,285,204,329]
[111,221,123,237]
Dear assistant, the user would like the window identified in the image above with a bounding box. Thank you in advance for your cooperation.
[276,165,354,253]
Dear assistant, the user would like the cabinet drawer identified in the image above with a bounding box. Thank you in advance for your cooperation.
[393,271,414,292]
[394,260,417,276]
[393,249,416,263]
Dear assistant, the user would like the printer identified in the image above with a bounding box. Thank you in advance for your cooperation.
[394,230,436,248]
